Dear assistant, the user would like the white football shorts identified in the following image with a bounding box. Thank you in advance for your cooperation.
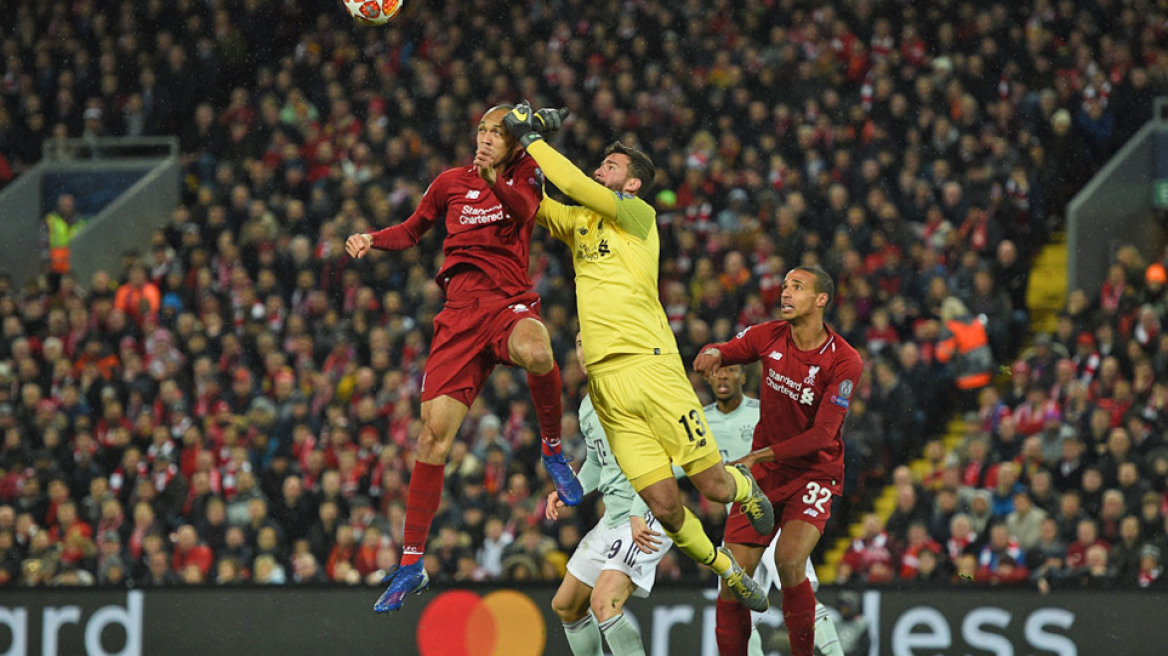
[567,513,674,598]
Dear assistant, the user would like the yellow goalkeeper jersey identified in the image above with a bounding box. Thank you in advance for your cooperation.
[526,141,677,372]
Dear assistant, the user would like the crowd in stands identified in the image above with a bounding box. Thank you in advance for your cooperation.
[1,0,1166,590]
[837,245,1168,589]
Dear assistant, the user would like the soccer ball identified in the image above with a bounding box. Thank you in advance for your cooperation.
[341,0,403,26]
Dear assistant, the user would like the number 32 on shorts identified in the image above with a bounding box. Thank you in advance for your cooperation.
[801,481,832,514]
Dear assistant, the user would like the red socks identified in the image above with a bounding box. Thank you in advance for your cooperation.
[400,461,444,566]
[782,578,816,656]
[716,573,815,656]
[527,366,563,456]
[715,597,751,656]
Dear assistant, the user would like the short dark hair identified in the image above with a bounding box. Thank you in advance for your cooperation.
[604,141,656,197]
[792,265,835,307]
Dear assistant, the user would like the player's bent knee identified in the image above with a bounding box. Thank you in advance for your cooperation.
[416,423,454,462]
[526,345,555,375]
[776,559,809,585]
[589,592,626,622]
[511,320,554,374]
[512,340,554,375]
[646,499,684,532]
[684,455,736,503]
[694,473,734,503]
[551,595,587,623]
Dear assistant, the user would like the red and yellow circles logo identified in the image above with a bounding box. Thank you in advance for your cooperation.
[416,590,546,656]
[381,0,403,18]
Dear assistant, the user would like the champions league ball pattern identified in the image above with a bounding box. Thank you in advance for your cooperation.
[341,0,403,26]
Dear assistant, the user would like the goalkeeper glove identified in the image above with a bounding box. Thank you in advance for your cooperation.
[503,101,542,148]
[534,107,570,135]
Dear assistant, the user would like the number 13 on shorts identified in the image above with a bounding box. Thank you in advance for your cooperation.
[676,408,708,448]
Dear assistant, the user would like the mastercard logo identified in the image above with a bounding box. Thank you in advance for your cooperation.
[416,589,546,656]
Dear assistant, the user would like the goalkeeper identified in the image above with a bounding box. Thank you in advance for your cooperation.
[504,102,772,611]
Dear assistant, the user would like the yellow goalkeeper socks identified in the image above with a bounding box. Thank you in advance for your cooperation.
[664,507,732,575]
[726,464,753,504]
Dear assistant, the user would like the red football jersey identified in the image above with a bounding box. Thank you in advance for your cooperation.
[369,152,543,298]
[704,320,863,493]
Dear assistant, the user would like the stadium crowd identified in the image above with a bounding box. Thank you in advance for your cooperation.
[2,0,1168,591]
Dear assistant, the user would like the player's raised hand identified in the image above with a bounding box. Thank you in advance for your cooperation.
[503,101,541,147]
[533,107,570,136]
[545,490,565,520]
[630,514,663,554]
[345,233,373,259]
[692,347,723,376]
[473,143,498,185]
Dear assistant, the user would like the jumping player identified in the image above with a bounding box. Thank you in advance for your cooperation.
[347,104,583,613]
[702,364,844,656]
[694,266,862,656]
[548,333,671,656]
[503,102,773,612]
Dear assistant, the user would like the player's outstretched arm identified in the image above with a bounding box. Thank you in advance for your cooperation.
[345,233,373,258]
[697,326,765,371]
[693,347,723,376]
[350,174,447,256]
[504,103,618,219]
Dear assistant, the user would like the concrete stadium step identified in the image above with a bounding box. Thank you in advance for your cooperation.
[1025,232,1068,332]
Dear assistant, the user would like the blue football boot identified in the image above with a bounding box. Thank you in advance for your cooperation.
[542,451,584,506]
[373,560,430,613]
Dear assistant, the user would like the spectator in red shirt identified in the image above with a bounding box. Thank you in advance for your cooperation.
[325,525,356,581]
[353,525,383,577]
[52,501,94,568]
[837,513,896,584]
[899,521,943,580]
[1065,518,1110,570]
[171,524,214,577]
[1013,386,1061,437]
[960,435,997,489]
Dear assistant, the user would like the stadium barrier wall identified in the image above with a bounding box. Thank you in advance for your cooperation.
[0,160,50,289]
[1066,102,1168,301]
[0,137,180,288]
[0,584,1164,655]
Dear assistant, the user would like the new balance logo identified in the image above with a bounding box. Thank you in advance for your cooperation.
[465,189,481,199]
[769,351,783,361]
[803,508,820,518]
[511,303,529,313]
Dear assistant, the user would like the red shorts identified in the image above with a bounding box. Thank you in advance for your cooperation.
[723,468,838,546]
[421,290,543,406]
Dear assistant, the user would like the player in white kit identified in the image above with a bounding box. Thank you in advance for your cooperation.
[547,334,674,656]
[702,364,844,656]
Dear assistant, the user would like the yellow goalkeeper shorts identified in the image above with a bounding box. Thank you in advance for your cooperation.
[587,353,723,490]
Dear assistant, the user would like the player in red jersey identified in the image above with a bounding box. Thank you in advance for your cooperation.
[694,266,863,656]
[345,105,583,613]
